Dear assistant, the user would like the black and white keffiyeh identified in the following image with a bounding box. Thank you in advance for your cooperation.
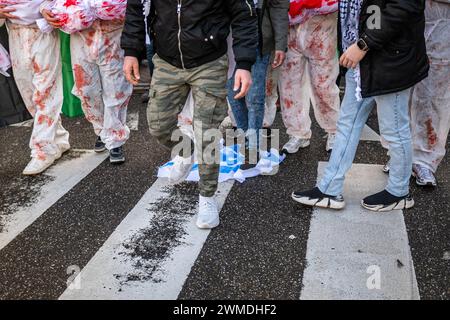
[340,0,364,101]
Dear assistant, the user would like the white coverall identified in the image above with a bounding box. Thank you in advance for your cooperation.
[279,11,340,140]
[4,1,69,160]
[411,0,450,173]
[70,19,132,150]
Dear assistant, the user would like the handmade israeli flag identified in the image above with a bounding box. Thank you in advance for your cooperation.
[157,144,286,183]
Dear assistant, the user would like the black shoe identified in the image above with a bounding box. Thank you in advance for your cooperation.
[94,136,106,153]
[361,190,414,212]
[110,146,125,164]
[292,187,345,210]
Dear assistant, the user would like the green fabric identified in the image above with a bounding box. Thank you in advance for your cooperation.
[60,31,83,118]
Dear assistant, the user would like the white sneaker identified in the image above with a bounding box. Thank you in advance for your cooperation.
[326,133,336,152]
[197,195,220,229]
[282,136,310,154]
[168,154,194,185]
[412,164,437,187]
[22,156,56,175]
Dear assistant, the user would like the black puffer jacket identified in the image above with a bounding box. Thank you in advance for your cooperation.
[340,0,430,97]
[121,0,258,71]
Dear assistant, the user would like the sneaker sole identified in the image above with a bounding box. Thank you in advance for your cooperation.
[412,172,437,187]
[22,161,55,176]
[361,198,415,212]
[110,157,125,164]
[292,194,346,210]
[196,221,220,229]
[282,142,311,154]
[95,147,107,153]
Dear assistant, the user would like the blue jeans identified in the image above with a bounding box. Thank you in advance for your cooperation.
[227,51,271,149]
[318,69,412,197]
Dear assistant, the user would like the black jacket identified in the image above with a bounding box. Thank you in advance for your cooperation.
[121,0,258,71]
[340,0,429,98]
[258,0,290,55]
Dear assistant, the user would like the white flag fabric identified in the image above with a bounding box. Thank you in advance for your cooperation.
[158,143,286,184]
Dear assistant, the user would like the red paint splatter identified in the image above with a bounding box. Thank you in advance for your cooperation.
[284,98,294,109]
[63,0,78,7]
[115,92,125,100]
[32,58,41,73]
[73,64,92,89]
[34,81,55,110]
[425,118,437,147]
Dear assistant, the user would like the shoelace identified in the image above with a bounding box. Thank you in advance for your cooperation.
[200,200,216,213]
[415,165,434,181]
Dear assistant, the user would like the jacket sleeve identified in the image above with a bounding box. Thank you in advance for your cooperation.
[268,0,290,52]
[361,0,426,50]
[226,0,258,71]
[120,0,146,58]
[39,0,53,13]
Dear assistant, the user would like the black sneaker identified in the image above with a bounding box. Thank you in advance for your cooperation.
[361,190,414,212]
[94,136,106,153]
[292,187,346,210]
[110,146,125,164]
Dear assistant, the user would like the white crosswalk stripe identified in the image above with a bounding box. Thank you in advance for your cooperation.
[0,122,431,299]
[300,163,419,300]
[0,149,108,250]
[59,179,234,300]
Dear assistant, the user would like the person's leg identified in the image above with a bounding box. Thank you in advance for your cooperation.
[189,55,229,198]
[8,25,35,117]
[246,51,271,149]
[318,70,374,196]
[70,28,105,141]
[227,70,249,132]
[263,57,280,129]
[306,13,340,139]
[279,24,311,153]
[376,89,413,197]
[97,25,133,152]
[411,29,450,176]
[9,24,66,163]
[148,55,190,151]
[359,89,415,211]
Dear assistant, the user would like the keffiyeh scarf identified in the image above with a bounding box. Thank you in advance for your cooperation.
[340,0,364,101]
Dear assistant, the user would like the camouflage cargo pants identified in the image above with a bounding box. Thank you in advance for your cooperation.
[148,54,229,197]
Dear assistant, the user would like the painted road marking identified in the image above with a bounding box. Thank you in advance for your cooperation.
[59,179,234,300]
[127,111,139,131]
[9,119,33,128]
[300,162,419,300]
[0,149,108,250]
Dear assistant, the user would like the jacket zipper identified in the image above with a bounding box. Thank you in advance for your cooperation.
[245,0,254,16]
[177,0,186,69]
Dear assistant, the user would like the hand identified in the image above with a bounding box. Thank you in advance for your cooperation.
[339,43,367,69]
[233,69,252,99]
[123,56,141,85]
[272,50,286,69]
[0,5,17,19]
[42,9,61,28]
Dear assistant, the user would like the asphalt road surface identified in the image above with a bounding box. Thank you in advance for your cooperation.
[0,93,448,300]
